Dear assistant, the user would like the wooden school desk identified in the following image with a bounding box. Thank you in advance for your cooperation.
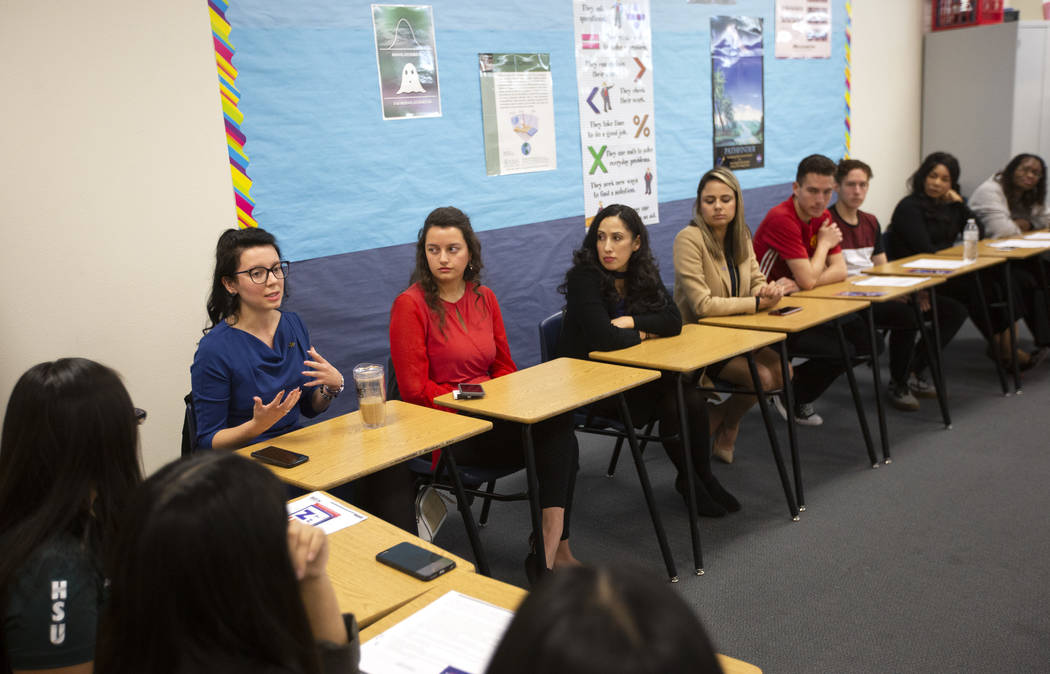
[697,296,881,509]
[239,400,492,491]
[298,493,475,628]
[589,324,798,573]
[434,357,680,581]
[361,572,763,674]
[933,240,1050,394]
[793,274,953,432]
[864,253,1012,394]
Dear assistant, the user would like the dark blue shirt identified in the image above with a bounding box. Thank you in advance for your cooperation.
[190,311,318,448]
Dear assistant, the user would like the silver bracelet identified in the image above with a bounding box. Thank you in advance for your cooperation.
[320,376,345,401]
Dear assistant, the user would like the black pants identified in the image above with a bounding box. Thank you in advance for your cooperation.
[873,294,969,384]
[588,373,712,480]
[447,412,579,539]
[786,314,873,405]
[324,464,419,534]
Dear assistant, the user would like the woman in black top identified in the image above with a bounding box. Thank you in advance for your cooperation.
[885,151,1043,369]
[557,204,738,517]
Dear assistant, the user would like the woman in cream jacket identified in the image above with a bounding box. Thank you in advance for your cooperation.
[673,167,787,463]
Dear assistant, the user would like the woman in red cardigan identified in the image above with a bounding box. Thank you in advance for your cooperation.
[389,207,579,579]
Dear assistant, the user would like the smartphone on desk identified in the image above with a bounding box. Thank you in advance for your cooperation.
[250,445,309,468]
[768,306,802,316]
[455,382,485,399]
[376,542,456,581]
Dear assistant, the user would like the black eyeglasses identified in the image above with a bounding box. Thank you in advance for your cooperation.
[234,261,290,284]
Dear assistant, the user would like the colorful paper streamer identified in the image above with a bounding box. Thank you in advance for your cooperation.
[844,0,852,158]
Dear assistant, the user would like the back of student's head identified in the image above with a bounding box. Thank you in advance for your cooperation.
[796,154,837,184]
[0,358,141,595]
[96,452,320,674]
[484,565,724,674]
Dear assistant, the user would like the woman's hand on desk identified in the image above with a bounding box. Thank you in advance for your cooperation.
[774,277,800,295]
[610,315,635,329]
[757,294,781,311]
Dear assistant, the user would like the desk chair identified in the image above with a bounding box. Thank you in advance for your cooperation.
[386,359,527,576]
[538,312,659,477]
[181,393,198,457]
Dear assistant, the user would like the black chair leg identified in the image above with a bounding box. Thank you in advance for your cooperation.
[439,451,491,576]
[478,480,497,526]
[606,436,625,477]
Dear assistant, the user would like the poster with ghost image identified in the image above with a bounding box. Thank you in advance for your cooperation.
[479,53,556,176]
[371,4,441,120]
[710,16,764,171]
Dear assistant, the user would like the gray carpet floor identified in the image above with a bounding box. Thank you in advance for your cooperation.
[427,323,1050,673]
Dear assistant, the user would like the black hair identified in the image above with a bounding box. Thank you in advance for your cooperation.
[485,565,724,674]
[0,358,142,633]
[835,158,873,183]
[559,204,668,315]
[96,452,321,674]
[909,151,961,196]
[409,206,486,333]
[205,227,286,333]
[795,154,837,184]
[998,153,1047,214]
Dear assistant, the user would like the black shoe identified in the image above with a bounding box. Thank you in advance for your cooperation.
[702,474,741,513]
[524,534,549,586]
[675,475,727,518]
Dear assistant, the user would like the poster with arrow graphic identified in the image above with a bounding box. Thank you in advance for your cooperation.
[711,16,764,171]
[371,4,441,120]
[572,0,657,225]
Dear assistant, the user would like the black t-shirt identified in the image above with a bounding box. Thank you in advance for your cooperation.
[3,534,104,671]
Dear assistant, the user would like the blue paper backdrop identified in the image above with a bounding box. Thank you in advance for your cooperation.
[229,0,846,261]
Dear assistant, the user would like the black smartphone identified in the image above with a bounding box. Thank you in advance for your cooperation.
[769,306,802,316]
[250,445,309,468]
[376,541,456,581]
[456,382,485,399]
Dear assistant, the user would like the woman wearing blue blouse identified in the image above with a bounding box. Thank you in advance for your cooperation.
[191,227,416,530]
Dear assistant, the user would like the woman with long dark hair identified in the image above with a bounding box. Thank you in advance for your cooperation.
[389,206,580,577]
[484,565,723,674]
[96,452,358,674]
[673,167,786,463]
[0,358,142,673]
[970,153,1049,238]
[191,227,415,530]
[885,152,1047,369]
[557,204,739,517]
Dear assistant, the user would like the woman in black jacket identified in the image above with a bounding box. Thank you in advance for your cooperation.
[557,204,738,517]
[885,151,1043,369]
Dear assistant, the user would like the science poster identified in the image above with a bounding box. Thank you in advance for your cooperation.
[774,0,832,59]
[371,4,441,120]
[710,16,764,171]
[479,53,557,176]
[572,0,658,225]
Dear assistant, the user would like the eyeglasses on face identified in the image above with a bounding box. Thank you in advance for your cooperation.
[233,261,290,284]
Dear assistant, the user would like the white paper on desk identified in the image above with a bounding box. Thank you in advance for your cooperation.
[286,491,366,534]
[360,590,514,674]
[1023,232,1050,240]
[901,258,972,270]
[988,239,1050,249]
[852,275,929,287]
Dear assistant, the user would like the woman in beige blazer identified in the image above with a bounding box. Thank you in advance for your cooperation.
[673,167,786,464]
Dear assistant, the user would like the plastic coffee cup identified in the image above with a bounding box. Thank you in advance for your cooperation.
[353,363,386,429]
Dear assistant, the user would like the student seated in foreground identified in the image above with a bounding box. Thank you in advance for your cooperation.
[96,452,359,674]
[557,203,739,517]
[673,166,787,464]
[0,358,143,674]
[830,158,967,411]
[484,565,724,674]
[752,154,873,426]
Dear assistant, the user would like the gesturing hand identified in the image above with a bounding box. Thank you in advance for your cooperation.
[251,388,302,432]
[302,347,343,390]
[287,519,329,581]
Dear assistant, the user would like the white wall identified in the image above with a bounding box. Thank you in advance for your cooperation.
[849,0,927,224]
[0,1,923,474]
[0,1,234,474]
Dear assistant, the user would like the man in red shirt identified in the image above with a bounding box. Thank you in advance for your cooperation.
[753,154,871,425]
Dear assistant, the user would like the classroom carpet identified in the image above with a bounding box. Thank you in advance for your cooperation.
[426,321,1050,673]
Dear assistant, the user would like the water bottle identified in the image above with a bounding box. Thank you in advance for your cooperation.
[963,218,978,262]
